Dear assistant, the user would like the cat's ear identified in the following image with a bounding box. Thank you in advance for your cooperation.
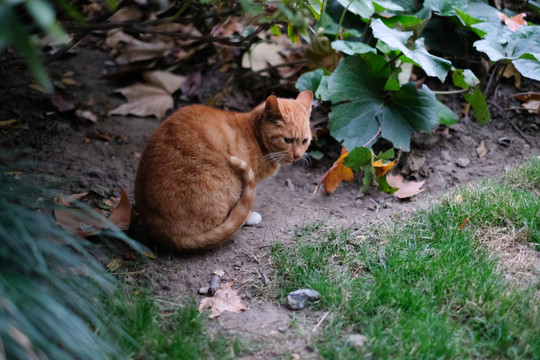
[264,95,281,116]
[263,95,283,125]
[296,90,313,110]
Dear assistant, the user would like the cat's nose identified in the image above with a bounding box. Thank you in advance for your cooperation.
[293,150,302,160]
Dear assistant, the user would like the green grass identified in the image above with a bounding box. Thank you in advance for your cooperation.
[271,157,540,359]
[108,293,243,360]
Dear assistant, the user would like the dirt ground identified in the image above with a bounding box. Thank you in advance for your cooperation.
[1,42,539,358]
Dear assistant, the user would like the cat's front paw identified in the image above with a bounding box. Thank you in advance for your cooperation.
[244,211,262,226]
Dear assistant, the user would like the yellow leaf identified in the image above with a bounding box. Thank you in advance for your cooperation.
[372,159,395,177]
[143,251,157,259]
[106,258,123,272]
[314,148,354,195]
[0,119,16,127]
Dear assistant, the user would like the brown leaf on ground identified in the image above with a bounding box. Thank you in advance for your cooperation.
[50,92,76,112]
[54,195,107,237]
[143,71,186,94]
[75,109,98,123]
[242,42,286,72]
[497,12,526,32]
[108,5,144,22]
[386,174,426,199]
[501,63,521,88]
[106,29,171,64]
[198,281,247,318]
[109,187,131,231]
[109,71,185,118]
[477,140,488,158]
[516,93,540,113]
[314,148,354,195]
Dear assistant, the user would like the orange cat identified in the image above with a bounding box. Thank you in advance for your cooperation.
[134,90,313,251]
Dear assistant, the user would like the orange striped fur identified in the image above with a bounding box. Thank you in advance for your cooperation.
[134,91,313,251]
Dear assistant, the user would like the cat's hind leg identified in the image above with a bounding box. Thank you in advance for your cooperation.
[244,211,262,226]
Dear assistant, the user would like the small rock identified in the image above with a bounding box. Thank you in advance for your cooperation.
[440,150,451,162]
[199,286,209,295]
[456,157,470,168]
[345,334,369,349]
[287,289,320,310]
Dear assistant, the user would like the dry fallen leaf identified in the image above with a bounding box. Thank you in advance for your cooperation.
[55,187,133,237]
[198,281,247,318]
[314,148,354,195]
[75,109,98,123]
[0,119,17,127]
[106,258,123,272]
[501,63,521,88]
[515,93,540,113]
[386,174,426,199]
[242,42,285,72]
[109,71,186,119]
[106,29,171,64]
[498,12,527,32]
[54,195,108,237]
[476,140,488,158]
[109,187,131,230]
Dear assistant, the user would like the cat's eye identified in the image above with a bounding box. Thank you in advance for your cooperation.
[302,138,308,145]
[284,137,293,144]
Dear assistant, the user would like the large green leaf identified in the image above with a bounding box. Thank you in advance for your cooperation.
[379,83,439,150]
[424,0,470,16]
[371,19,452,81]
[438,101,459,126]
[474,25,540,62]
[336,0,374,19]
[326,55,440,151]
[331,40,377,55]
[512,58,540,82]
[296,69,325,94]
[308,0,322,20]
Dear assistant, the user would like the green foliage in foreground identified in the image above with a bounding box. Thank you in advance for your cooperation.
[271,157,540,359]
[0,156,240,360]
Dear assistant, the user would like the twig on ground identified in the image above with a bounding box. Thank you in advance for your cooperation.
[432,88,470,95]
[208,269,225,296]
[488,100,534,147]
[312,311,330,333]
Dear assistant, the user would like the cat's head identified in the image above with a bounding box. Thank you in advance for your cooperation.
[258,90,313,165]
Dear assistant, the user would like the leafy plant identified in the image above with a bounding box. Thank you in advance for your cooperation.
[0,155,131,359]
[0,0,69,91]
[296,0,540,195]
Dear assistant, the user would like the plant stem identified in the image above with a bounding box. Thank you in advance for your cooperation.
[488,100,534,147]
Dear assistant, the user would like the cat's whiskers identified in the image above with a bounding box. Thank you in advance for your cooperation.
[299,153,312,167]
[264,151,288,163]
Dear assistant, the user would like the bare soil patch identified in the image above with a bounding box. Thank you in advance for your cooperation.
[1,42,539,358]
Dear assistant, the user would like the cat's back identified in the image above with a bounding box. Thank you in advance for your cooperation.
[147,104,239,153]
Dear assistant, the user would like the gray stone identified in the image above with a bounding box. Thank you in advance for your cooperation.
[345,334,369,349]
[456,157,470,168]
[287,289,320,310]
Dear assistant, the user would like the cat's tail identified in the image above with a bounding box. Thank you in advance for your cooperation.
[181,155,255,250]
